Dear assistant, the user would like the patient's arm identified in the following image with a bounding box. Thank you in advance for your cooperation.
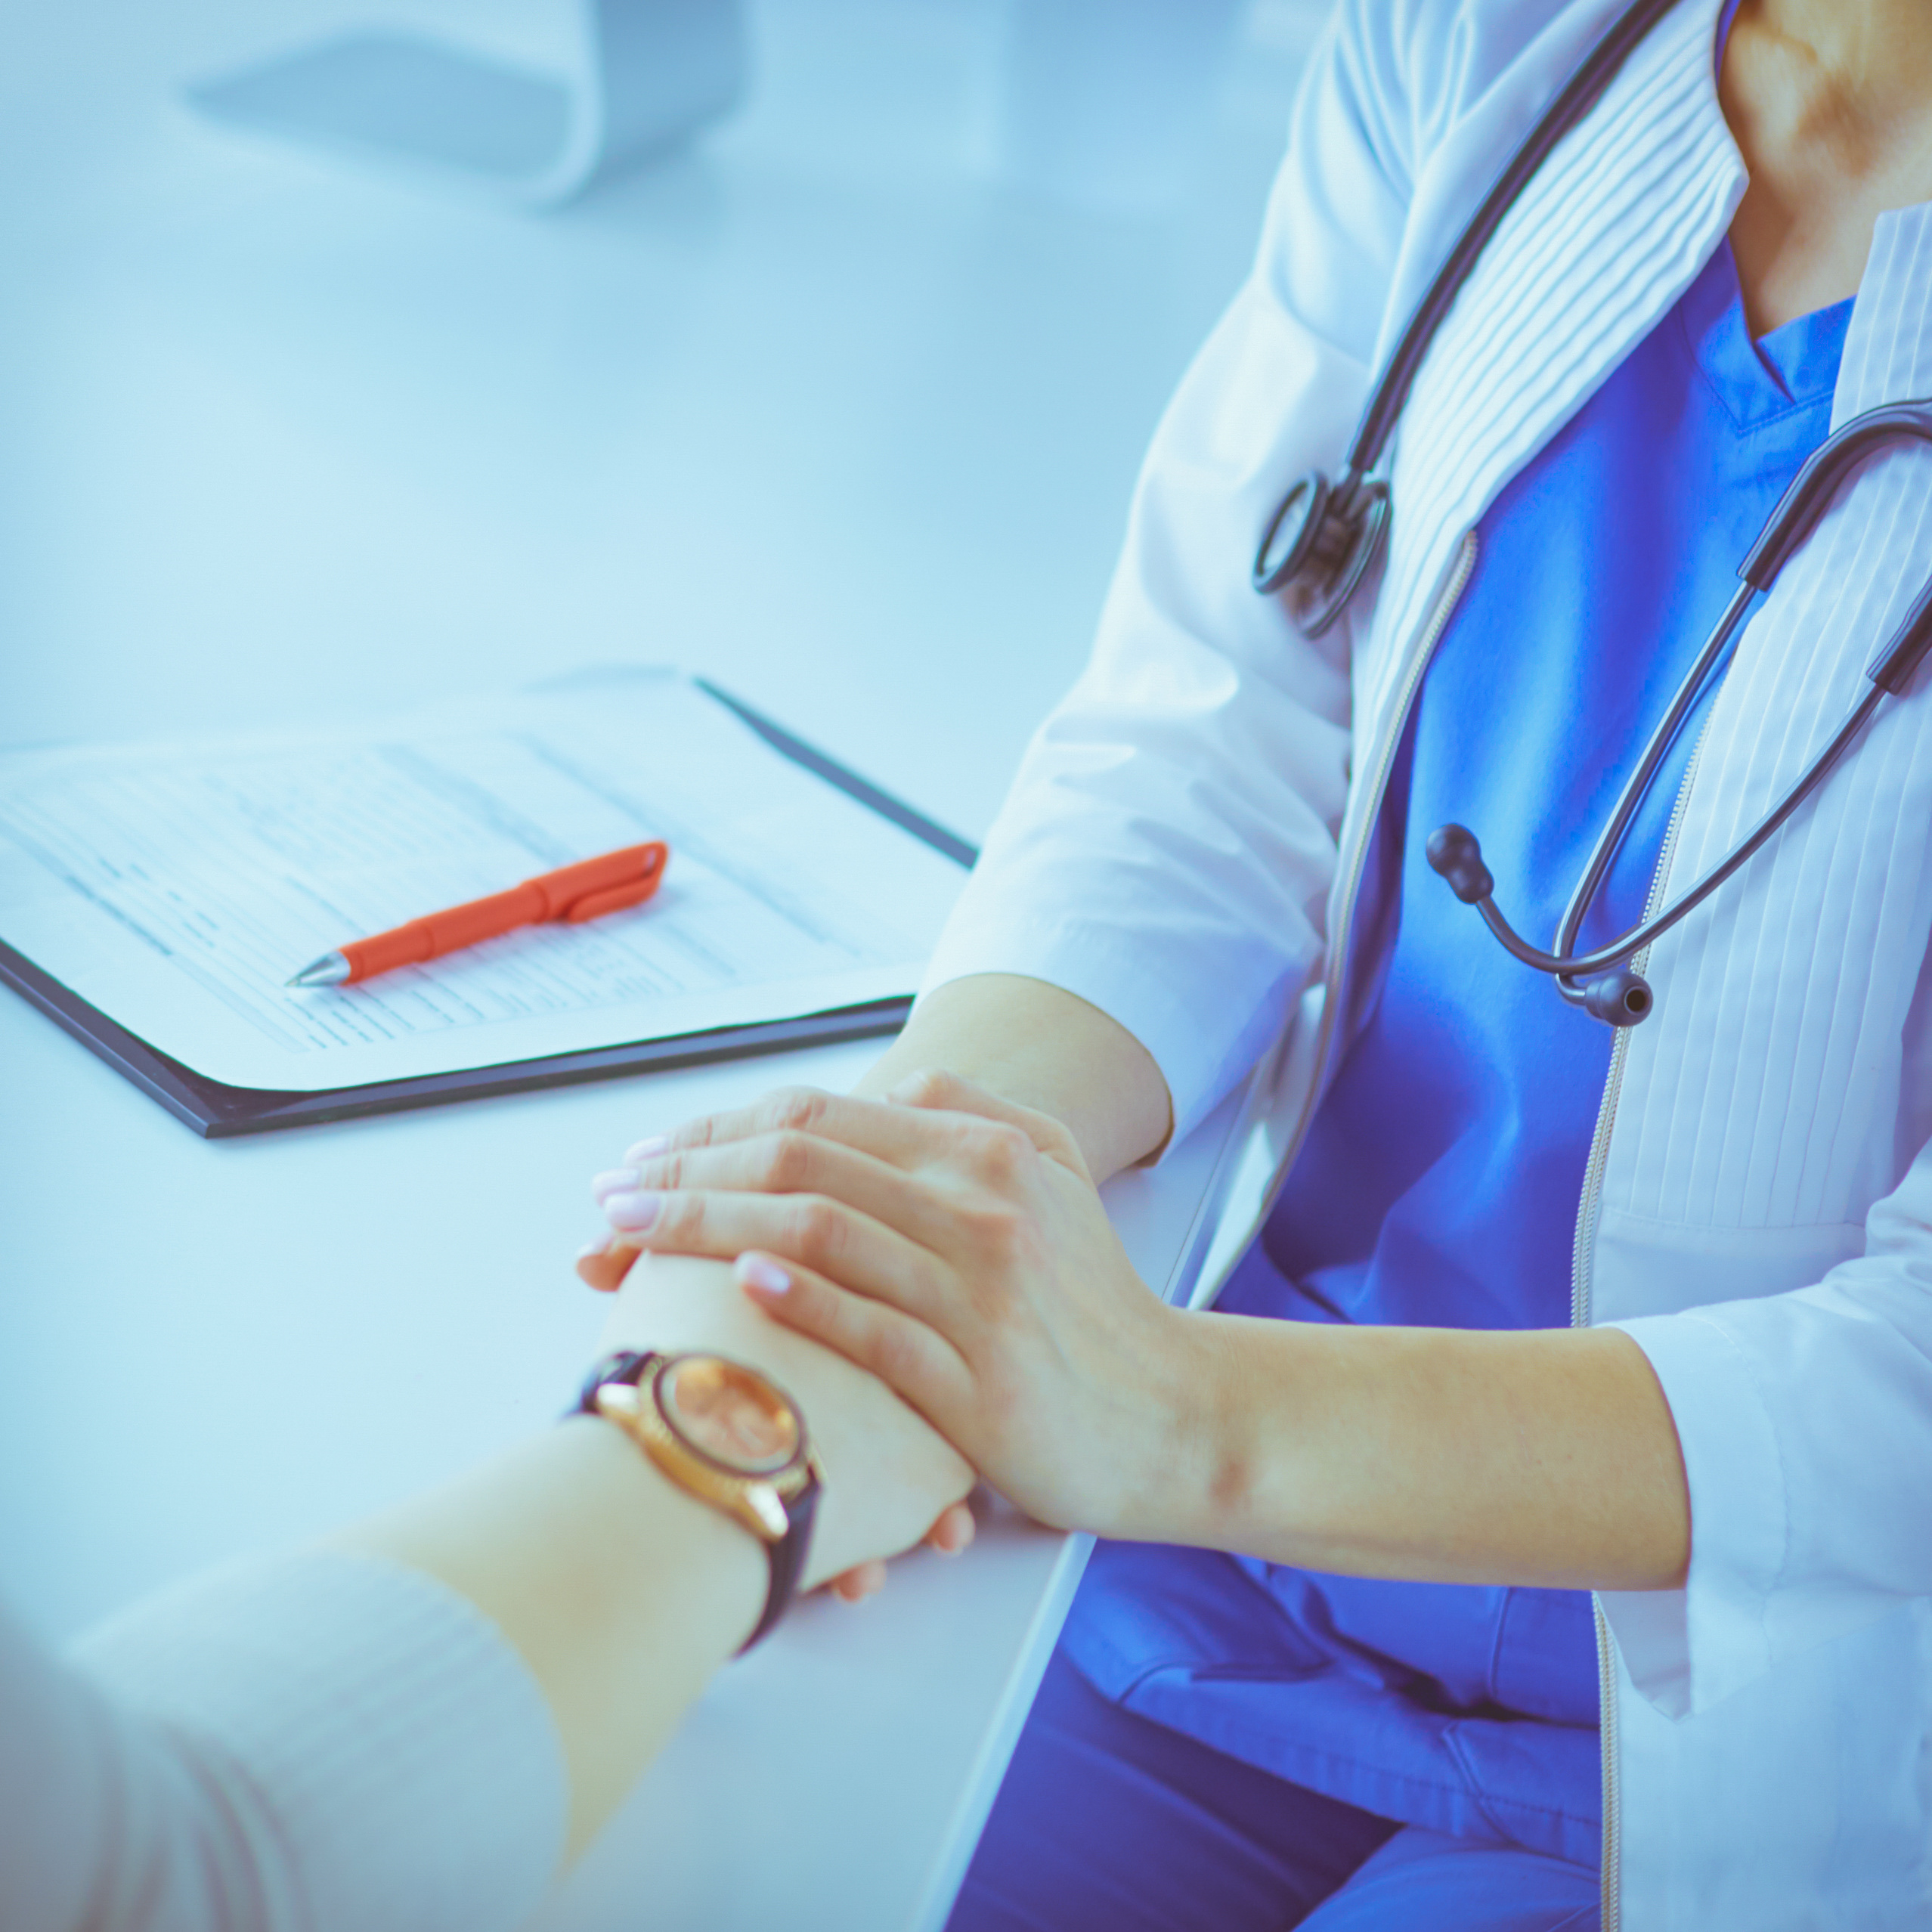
[11,1257,973,1932]
[339,1252,974,1857]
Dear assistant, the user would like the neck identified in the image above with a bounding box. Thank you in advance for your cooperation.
[1722,0,1932,333]
[1748,2,1932,149]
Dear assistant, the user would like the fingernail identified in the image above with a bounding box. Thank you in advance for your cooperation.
[591,1167,639,1200]
[604,1190,663,1231]
[738,1254,791,1295]
[624,1135,670,1163]
[577,1238,610,1262]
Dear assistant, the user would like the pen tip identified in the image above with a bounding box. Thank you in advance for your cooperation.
[287,952,351,988]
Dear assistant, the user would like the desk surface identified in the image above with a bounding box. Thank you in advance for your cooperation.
[0,5,1314,1924]
[1,998,1246,1932]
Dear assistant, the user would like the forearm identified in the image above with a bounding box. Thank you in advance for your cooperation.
[602,1083,1686,1595]
[337,1414,762,1859]
[1147,1311,1691,1591]
[856,974,1172,1181]
[341,1255,971,1858]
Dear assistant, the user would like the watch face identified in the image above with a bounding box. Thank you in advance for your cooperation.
[658,1355,801,1475]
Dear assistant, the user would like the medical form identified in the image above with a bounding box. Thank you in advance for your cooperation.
[0,670,968,1094]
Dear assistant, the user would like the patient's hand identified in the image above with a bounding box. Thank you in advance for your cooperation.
[593,1250,976,1595]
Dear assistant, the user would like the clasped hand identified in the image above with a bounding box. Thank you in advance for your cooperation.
[577,1072,1193,1547]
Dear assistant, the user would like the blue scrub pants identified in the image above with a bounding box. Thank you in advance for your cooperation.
[947,1652,1599,1932]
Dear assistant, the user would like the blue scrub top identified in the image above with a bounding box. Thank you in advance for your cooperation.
[1060,246,1853,1866]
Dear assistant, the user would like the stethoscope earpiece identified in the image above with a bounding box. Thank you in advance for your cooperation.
[1410,401,1932,1027]
[1428,826,1654,1026]
[1580,968,1652,1028]
[1423,824,1493,904]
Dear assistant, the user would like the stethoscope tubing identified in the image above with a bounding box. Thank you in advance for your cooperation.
[1527,577,1760,1000]
[1470,682,1887,980]
[1252,0,1932,1023]
[1340,0,1683,487]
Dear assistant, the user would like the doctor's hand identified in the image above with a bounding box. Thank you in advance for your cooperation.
[578,1075,1194,1542]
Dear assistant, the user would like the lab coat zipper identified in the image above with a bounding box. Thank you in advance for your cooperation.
[1571,713,1713,1932]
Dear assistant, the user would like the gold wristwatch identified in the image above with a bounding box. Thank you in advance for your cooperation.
[576,1349,822,1649]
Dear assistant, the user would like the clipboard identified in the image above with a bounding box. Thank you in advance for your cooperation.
[0,682,976,1138]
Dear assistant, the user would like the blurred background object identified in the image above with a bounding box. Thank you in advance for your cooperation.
[992,0,1250,212]
[184,0,1269,216]
[0,0,1330,885]
[187,0,749,207]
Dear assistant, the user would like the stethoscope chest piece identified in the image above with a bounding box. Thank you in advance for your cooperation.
[1252,470,1391,638]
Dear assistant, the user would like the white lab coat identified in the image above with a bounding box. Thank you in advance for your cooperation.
[921,0,1932,1922]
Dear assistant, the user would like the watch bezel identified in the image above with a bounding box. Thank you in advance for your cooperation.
[646,1351,811,1485]
[587,1349,817,1547]
[577,1348,825,1646]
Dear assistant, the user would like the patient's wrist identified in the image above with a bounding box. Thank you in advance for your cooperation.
[559,1408,768,1625]
[598,1254,841,1396]
[598,1254,973,1589]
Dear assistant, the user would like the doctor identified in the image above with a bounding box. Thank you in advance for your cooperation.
[584,0,1932,1924]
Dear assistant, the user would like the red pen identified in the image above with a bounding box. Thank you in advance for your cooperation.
[286,840,670,987]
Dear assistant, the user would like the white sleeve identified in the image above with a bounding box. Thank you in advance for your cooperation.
[2,1550,567,1932]
[1605,1139,1932,1718]
[918,0,1418,1142]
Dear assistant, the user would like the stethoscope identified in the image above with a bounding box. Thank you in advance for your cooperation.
[1252,0,1932,1026]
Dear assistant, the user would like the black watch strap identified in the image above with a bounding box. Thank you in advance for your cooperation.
[575,1350,820,1653]
[576,1348,655,1415]
[742,1475,819,1651]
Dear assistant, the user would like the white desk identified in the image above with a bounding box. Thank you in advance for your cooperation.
[0,4,1317,1924]
[0,995,1250,1930]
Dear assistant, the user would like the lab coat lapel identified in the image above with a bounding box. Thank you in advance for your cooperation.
[1351,0,1738,758]
[1590,210,1932,1909]
[1594,202,1932,1296]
